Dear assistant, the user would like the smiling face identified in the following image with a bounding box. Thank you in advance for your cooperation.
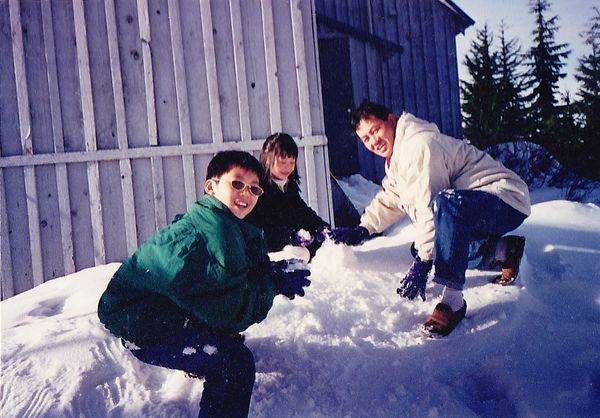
[355,114,397,159]
[204,167,261,219]
[270,155,296,181]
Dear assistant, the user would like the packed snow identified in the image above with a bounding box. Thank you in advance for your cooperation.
[2,176,600,417]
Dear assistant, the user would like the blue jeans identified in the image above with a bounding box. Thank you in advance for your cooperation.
[432,190,527,290]
[129,331,255,418]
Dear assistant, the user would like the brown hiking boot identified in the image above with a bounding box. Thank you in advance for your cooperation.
[492,236,525,286]
[421,300,467,338]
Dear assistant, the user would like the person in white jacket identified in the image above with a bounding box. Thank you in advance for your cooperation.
[328,102,531,338]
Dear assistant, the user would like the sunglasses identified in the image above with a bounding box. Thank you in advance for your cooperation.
[213,178,264,197]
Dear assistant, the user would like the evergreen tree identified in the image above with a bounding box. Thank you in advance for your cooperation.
[524,0,571,148]
[496,22,528,141]
[461,24,501,149]
[550,92,580,174]
[574,7,600,179]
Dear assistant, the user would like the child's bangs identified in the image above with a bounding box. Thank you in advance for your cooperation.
[273,142,298,159]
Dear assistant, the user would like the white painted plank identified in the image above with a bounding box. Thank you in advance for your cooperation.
[72,0,97,154]
[136,0,167,229]
[0,136,329,167]
[0,169,15,299]
[303,145,319,210]
[167,0,196,206]
[9,0,32,156]
[260,0,281,132]
[200,0,223,143]
[105,0,138,254]
[168,0,192,146]
[41,0,76,275]
[229,0,251,141]
[41,0,63,154]
[137,0,158,146]
[73,0,106,265]
[104,0,130,150]
[290,0,312,137]
[9,0,44,287]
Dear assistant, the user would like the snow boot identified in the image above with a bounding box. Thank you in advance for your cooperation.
[491,235,526,286]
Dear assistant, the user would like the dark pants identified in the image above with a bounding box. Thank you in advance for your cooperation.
[432,189,527,290]
[129,331,255,418]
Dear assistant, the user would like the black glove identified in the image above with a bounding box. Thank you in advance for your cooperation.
[397,256,433,301]
[272,260,311,299]
[326,226,370,246]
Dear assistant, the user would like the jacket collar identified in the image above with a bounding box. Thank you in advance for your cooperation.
[197,194,264,238]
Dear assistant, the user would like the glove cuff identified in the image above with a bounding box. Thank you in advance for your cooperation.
[415,255,433,265]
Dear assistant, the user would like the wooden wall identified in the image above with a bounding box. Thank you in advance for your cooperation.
[0,0,332,299]
[315,0,471,182]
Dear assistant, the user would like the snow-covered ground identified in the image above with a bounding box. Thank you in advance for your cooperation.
[2,177,600,417]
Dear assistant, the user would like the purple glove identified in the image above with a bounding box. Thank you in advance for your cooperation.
[326,226,370,246]
[397,256,433,301]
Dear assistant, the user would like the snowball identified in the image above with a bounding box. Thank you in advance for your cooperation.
[203,345,218,355]
[269,245,311,265]
[182,347,197,355]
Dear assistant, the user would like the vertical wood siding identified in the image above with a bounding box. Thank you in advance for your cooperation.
[315,0,469,183]
[0,0,332,299]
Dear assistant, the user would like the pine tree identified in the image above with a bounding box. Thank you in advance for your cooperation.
[461,24,501,149]
[574,6,600,179]
[524,0,571,148]
[496,22,528,142]
[550,92,580,174]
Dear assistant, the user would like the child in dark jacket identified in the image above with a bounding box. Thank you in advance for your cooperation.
[245,133,329,258]
[97,151,311,418]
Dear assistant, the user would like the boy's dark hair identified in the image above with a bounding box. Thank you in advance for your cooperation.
[260,133,301,185]
[205,150,265,181]
[350,101,393,132]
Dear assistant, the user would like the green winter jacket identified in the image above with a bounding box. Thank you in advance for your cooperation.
[98,195,277,346]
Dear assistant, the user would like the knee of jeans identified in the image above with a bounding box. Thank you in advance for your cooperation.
[433,190,459,215]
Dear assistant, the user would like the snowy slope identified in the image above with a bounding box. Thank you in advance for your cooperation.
[2,180,600,418]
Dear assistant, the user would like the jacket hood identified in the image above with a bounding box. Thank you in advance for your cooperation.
[395,112,441,145]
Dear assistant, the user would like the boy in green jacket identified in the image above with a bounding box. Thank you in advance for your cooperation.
[98,150,310,418]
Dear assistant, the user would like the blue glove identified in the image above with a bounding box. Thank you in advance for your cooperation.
[272,261,311,299]
[397,256,433,301]
[326,226,370,246]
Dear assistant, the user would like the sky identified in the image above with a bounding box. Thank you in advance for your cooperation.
[455,0,598,97]
[2,176,600,417]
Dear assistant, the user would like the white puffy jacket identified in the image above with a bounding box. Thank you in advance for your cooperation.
[360,113,531,261]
